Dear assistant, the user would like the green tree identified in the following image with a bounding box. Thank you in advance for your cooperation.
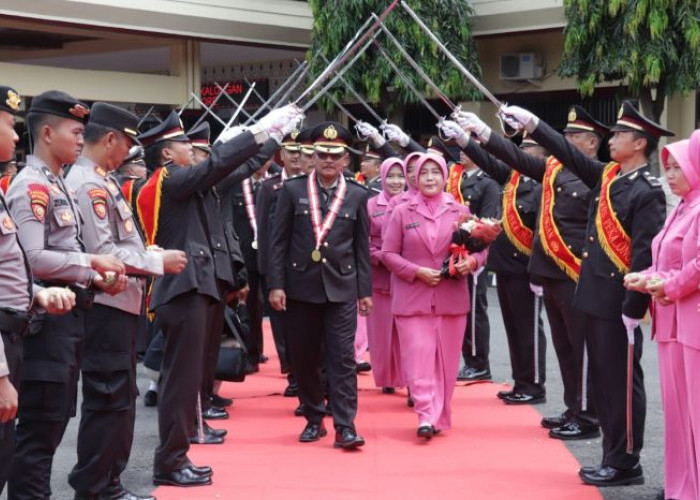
[307,0,482,115]
[559,0,700,123]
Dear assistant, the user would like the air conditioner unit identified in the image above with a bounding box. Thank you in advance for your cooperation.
[499,53,544,80]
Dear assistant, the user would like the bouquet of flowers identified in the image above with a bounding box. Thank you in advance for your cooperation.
[440,214,502,279]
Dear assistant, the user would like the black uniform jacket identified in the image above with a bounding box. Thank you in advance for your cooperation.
[268,174,372,304]
[530,120,666,321]
[462,139,542,277]
[483,132,591,281]
[149,131,260,310]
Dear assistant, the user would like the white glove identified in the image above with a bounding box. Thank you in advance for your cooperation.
[217,125,247,144]
[438,120,469,148]
[499,105,539,132]
[251,104,304,141]
[355,121,386,147]
[529,283,544,297]
[381,123,410,148]
[453,112,491,142]
[621,314,641,344]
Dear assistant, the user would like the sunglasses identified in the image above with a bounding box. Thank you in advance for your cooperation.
[316,152,344,161]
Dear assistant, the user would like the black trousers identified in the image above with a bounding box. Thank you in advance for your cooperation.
[585,314,645,469]
[541,278,597,426]
[154,292,215,473]
[285,298,357,429]
[201,299,226,412]
[462,271,490,371]
[495,274,546,397]
[261,275,289,373]
[0,331,23,495]
[9,308,85,500]
[245,270,264,361]
[68,305,139,495]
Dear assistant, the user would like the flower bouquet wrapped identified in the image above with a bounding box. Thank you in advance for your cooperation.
[440,214,502,279]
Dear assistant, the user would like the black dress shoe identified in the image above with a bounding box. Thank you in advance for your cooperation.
[417,424,434,441]
[580,463,644,487]
[356,362,372,373]
[456,367,492,381]
[381,387,395,394]
[203,421,227,438]
[143,390,157,407]
[333,427,365,449]
[299,422,327,442]
[189,432,224,445]
[578,465,600,477]
[202,407,228,420]
[540,410,571,429]
[503,392,546,405]
[497,390,514,400]
[258,354,269,363]
[549,421,601,440]
[98,481,155,500]
[283,381,299,397]
[153,468,212,487]
[210,394,233,407]
[185,462,213,477]
[294,404,306,417]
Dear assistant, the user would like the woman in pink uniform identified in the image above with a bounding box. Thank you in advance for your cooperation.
[624,130,700,500]
[367,157,406,393]
[382,153,487,440]
[383,151,422,224]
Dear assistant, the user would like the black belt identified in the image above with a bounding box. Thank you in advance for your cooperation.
[35,282,95,310]
[0,309,32,337]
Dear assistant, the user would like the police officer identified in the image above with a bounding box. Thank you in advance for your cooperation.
[136,105,301,487]
[268,121,372,449]
[0,85,77,494]
[65,102,188,500]
[502,101,670,486]
[456,106,603,440]
[5,91,126,500]
[440,120,548,403]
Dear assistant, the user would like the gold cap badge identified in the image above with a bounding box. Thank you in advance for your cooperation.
[618,106,624,119]
[323,125,338,140]
[6,90,20,111]
[568,109,577,123]
[69,104,90,119]
[291,129,300,140]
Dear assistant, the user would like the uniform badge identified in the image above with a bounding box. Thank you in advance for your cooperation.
[50,184,61,195]
[323,125,338,140]
[5,90,20,112]
[95,166,107,177]
[2,216,14,230]
[93,202,106,219]
[27,183,49,223]
[69,104,90,119]
[60,211,73,222]
[124,219,134,233]
[568,109,577,123]
[88,187,108,220]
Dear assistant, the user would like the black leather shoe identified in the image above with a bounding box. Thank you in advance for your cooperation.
[211,394,233,407]
[294,404,306,417]
[578,465,600,477]
[382,387,395,394]
[258,354,269,363]
[503,392,546,405]
[185,462,213,477]
[356,362,371,373]
[143,390,157,407]
[299,422,327,442]
[333,427,365,449]
[243,361,259,375]
[456,367,492,381]
[283,381,299,397]
[549,421,601,440]
[153,468,212,487]
[98,481,155,500]
[203,421,227,438]
[189,432,224,445]
[580,463,644,487]
[497,390,514,400]
[417,424,434,440]
[541,410,571,429]
[202,407,228,420]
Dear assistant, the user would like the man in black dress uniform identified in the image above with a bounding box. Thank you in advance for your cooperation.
[502,101,670,486]
[137,105,301,487]
[456,106,605,440]
[268,121,372,449]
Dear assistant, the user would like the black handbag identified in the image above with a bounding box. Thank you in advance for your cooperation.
[215,307,248,383]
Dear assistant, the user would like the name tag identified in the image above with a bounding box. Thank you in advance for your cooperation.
[372,211,386,217]
[53,199,69,207]
[298,198,309,205]
[405,222,420,229]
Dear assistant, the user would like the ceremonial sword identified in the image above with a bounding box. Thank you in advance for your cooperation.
[242,60,309,126]
[215,83,257,142]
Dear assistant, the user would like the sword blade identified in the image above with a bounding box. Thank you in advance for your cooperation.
[399,0,502,110]
[189,93,228,128]
[189,83,233,131]
[243,61,309,126]
[213,83,253,119]
[216,83,257,142]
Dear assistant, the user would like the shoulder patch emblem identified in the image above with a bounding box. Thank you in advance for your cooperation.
[89,187,108,220]
[27,183,49,222]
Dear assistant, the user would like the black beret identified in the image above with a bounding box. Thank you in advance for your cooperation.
[28,90,90,124]
[0,86,21,116]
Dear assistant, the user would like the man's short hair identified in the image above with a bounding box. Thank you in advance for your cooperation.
[632,131,658,158]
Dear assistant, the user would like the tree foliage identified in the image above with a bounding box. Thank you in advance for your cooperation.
[307,0,482,114]
[559,0,700,121]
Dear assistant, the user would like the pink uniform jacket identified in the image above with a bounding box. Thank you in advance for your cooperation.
[381,195,487,316]
[368,192,392,293]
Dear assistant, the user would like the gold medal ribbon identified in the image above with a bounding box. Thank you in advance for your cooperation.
[308,171,347,260]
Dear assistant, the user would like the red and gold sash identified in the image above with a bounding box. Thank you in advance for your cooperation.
[596,162,631,273]
[354,172,365,184]
[0,174,13,194]
[135,167,167,246]
[121,179,135,205]
[539,157,581,281]
[446,163,465,204]
[502,171,534,256]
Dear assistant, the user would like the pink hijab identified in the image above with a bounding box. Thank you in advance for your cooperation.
[661,129,700,198]
[380,157,404,199]
[403,151,423,193]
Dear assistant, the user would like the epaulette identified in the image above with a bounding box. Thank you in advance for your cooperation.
[285,173,308,182]
[641,171,662,188]
[262,172,281,186]
[346,177,370,190]
[370,187,382,194]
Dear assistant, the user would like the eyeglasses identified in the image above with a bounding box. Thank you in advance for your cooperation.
[316,152,344,161]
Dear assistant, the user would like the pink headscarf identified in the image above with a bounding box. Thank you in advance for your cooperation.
[662,129,700,195]
[403,151,423,193]
[380,157,404,198]
[415,153,448,211]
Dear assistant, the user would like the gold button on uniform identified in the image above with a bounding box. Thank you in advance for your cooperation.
[323,242,329,247]
[322,258,327,263]
[589,236,595,242]
[582,251,589,258]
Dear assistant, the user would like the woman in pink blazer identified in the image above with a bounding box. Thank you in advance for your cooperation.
[624,130,700,500]
[383,151,422,227]
[382,153,488,440]
[367,157,406,392]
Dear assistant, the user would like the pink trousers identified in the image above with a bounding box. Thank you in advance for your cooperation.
[681,344,700,500]
[366,292,404,388]
[354,312,368,364]
[395,314,466,430]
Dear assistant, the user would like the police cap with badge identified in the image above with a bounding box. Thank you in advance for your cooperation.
[137,111,190,149]
[610,100,674,139]
[426,135,459,164]
[311,121,361,155]
[186,121,211,152]
[563,105,609,138]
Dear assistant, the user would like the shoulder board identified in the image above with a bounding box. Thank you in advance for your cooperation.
[286,174,308,182]
[346,178,370,190]
[641,171,662,188]
[262,172,282,185]
[371,187,382,194]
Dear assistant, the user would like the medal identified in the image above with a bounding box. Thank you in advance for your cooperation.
[308,170,347,264]
[251,240,258,250]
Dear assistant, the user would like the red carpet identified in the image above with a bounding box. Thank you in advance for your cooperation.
[155,321,602,500]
